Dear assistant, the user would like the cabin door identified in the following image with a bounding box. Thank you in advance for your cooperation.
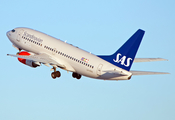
[97,64,103,75]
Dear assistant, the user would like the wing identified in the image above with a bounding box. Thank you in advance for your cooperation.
[130,70,169,75]
[134,58,168,62]
[7,53,65,68]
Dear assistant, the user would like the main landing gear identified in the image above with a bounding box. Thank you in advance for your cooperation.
[51,67,61,79]
[16,48,22,55]
[50,67,81,80]
[72,72,82,79]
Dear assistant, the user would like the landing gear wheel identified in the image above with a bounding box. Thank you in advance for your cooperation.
[55,71,61,77]
[76,74,81,79]
[51,71,61,79]
[72,72,81,79]
[72,72,77,78]
[51,72,57,79]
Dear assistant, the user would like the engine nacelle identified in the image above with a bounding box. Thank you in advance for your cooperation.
[18,51,40,68]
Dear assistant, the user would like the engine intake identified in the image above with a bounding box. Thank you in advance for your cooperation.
[17,51,40,68]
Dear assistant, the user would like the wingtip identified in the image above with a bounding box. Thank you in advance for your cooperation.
[158,58,169,61]
[164,72,170,74]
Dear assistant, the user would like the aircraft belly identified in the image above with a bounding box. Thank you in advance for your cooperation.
[73,65,97,78]
[96,74,131,80]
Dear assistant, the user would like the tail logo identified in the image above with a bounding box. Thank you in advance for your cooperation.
[113,53,132,67]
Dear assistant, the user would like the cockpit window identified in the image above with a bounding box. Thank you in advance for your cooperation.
[11,29,15,32]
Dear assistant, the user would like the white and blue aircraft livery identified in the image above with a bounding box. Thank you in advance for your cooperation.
[7,28,169,80]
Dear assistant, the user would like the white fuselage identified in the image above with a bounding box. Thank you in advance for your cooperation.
[7,27,132,80]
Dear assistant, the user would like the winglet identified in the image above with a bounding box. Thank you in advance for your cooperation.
[98,29,145,71]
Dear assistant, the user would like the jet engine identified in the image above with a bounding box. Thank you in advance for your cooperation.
[18,51,40,68]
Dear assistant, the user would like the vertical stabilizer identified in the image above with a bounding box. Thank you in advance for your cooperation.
[98,29,145,71]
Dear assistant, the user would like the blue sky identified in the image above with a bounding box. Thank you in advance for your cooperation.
[0,0,174,120]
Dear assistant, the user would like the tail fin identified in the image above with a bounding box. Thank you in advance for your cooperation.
[98,29,145,71]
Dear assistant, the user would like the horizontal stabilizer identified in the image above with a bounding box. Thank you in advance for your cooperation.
[134,58,168,62]
[130,71,170,75]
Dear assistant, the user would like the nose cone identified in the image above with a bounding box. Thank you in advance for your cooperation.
[6,31,10,38]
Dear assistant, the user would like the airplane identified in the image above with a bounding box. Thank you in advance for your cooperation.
[6,27,169,80]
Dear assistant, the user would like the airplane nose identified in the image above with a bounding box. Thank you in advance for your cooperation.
[6,31,10,38]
